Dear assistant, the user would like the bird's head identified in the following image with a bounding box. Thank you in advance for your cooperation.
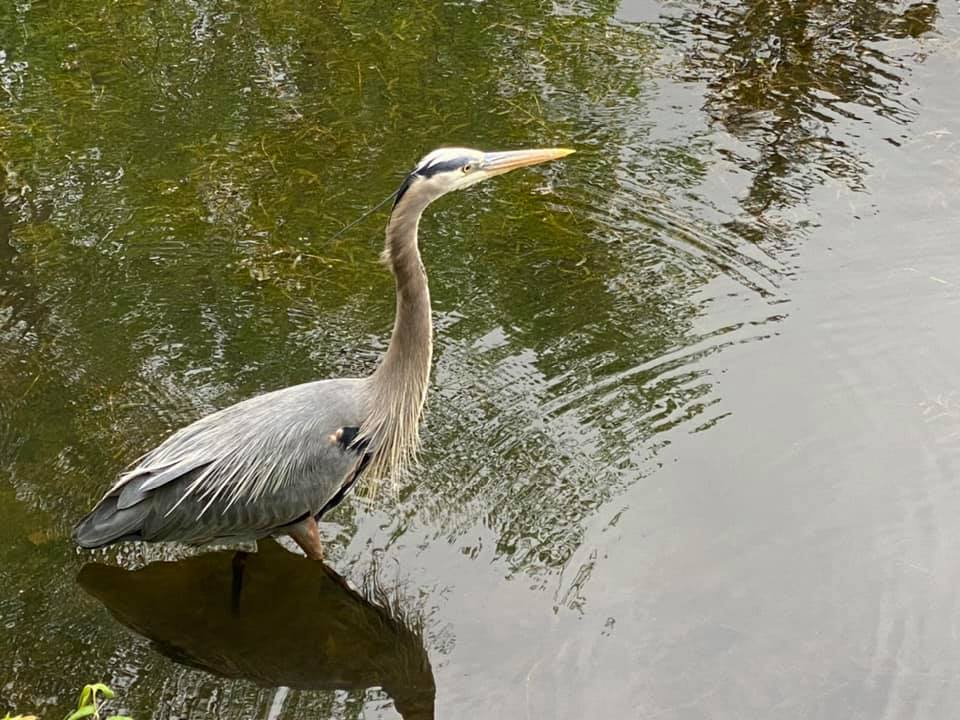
[394,146,574,208]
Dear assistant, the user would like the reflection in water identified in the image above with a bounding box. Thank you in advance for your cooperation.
[663,0,938,241]
[77,541,434,720]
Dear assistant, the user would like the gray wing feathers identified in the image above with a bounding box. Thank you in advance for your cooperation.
[116,459,209,509]
[73,495,150,547]
[74,378,368,548]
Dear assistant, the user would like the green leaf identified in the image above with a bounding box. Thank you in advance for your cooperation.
[87,684,115,700]
[65,707,97,720]
[107,716,134,720]
[69,683,119,720]
[76,686,93,711]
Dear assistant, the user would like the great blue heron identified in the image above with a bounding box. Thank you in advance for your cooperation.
[74,146,573,559]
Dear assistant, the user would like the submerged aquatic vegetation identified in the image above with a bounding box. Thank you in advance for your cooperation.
[3,683,131,720]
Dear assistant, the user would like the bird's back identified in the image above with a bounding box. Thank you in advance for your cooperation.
[74,377,368,548]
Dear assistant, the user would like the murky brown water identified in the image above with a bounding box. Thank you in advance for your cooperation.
[2,1,958,717]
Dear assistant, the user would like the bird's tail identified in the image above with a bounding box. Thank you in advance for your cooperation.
[73,495,148,548]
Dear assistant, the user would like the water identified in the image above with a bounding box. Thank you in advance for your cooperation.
[1,0,958,717]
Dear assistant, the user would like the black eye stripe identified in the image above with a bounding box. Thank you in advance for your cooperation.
[394,157,473,206]
[417,158,466,178]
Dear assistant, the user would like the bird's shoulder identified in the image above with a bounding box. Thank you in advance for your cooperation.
[161,377,365,453]
[106,377,368,503]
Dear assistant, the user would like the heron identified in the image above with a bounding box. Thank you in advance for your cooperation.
[74,146,574,560]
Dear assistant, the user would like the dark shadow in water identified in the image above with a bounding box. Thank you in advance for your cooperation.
[77,541,435,720]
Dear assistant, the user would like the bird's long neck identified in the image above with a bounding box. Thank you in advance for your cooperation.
[376,204,433,392]
[361,195,433,479]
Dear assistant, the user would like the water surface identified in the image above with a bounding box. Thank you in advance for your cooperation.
[1,0,958,717]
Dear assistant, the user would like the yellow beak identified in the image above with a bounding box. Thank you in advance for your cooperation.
[480,148,575,175]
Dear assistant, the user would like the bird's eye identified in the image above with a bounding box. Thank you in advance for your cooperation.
[462,163,473,173]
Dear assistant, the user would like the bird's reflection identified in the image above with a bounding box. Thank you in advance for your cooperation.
[77,541,435,720]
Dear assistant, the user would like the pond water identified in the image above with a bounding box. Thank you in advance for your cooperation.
[2,1,959,718]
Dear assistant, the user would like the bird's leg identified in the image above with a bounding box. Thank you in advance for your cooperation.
[231,550,248,612]
[288,516,325,560]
